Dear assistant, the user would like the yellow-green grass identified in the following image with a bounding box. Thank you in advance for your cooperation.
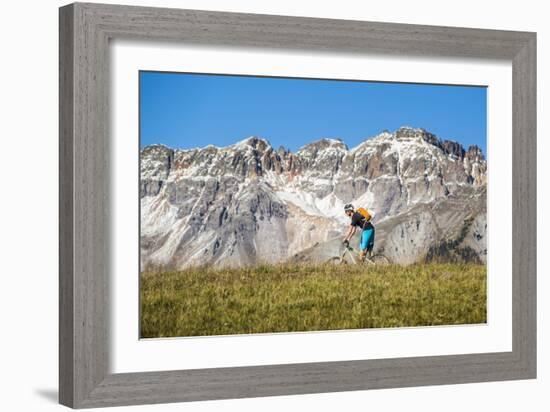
[140,263,486,338]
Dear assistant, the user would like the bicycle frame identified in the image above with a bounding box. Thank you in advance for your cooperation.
[337,245,382,265]
[340,245,363,264]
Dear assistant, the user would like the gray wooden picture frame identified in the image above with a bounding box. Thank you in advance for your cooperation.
[59,2,536,409]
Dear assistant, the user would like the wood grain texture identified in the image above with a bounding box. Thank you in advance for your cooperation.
[512,35,537,374]
[59,4,74,406]
[79,2,532,59]
[60,3,110,406]
[58,2,537,408]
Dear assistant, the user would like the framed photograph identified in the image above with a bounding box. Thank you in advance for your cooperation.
[59,2,536,408]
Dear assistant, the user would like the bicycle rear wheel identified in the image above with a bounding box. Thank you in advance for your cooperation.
[370,254,391,265]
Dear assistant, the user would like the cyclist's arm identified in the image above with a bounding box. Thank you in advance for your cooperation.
[343,225,357,243]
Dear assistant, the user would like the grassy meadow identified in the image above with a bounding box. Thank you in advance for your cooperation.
[140,263,486,338]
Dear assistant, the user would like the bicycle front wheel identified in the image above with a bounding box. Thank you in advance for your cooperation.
[325,256,346,265]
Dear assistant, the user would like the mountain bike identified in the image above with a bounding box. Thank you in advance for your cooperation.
[326,244,391,266]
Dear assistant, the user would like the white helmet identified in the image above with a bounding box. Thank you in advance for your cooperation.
[344,204,354,212]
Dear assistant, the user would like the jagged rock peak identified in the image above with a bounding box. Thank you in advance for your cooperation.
[297,138,348,154]
[466,145,485,161]
[374,130,393,139]
[395,126,439,145]
[232,136,272,152]
[277,145,290,156]
[393,127,486,160]
[141,143,174,154]
[441,140,466,159]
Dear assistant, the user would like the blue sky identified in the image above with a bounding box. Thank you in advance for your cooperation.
[140,71,487,155]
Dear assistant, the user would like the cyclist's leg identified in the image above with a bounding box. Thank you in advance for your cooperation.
[367,227,375,258]
[359,230,366,260]
[360,228,374,260]
[366,244,374,259]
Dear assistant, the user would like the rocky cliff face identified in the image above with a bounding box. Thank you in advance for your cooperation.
[140,127,487,269]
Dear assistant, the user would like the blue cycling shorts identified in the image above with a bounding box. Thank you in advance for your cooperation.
[360,227,375,251]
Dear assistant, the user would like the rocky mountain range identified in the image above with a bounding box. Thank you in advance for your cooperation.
[140,126,487,269]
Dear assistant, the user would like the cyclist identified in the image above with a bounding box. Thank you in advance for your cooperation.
[342,204,375,261]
